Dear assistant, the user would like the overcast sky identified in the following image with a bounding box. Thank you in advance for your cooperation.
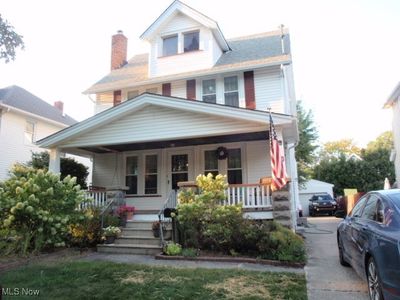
[2,0,399,147]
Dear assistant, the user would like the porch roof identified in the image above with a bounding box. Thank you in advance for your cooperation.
[36,93,297,151]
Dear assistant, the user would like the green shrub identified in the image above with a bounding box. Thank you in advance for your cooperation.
[29,151,89,189]
[176,174,306,263]
[164,242,182,256]
[102,214,120,227]
[0,165,90,255]
[68,208,102,248]
[181,247,198,257]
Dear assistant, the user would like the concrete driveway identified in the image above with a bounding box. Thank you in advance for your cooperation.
[304,216,369,300]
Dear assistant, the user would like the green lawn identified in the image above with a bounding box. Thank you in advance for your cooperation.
[1,261,307,299]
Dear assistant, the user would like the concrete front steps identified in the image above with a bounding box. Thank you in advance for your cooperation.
[97,219,172,255]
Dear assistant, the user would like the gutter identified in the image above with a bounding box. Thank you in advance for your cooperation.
[0,102,71,128]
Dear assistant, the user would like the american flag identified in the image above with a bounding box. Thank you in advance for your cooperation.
[269,112,288,191]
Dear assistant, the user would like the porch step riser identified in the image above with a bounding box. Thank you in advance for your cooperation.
[125,222,172,230]
[97,245,161,255]
[115,238,161,246]
[120,229,172,239]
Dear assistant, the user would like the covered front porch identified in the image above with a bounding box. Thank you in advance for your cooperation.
[36,93,298,219]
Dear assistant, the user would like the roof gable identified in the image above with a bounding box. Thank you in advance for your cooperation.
[140,0,230,51]
[37,93,295,148]
[0,85,76,126]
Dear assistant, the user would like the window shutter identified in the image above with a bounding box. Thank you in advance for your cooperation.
[113,90,122,106]
[162,83,171,96]
[244,71,256,109]
[186,79,196,100]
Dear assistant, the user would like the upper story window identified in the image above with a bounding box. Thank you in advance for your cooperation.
[184,31,199,52]
[163,35,178,56]
[24,120,35,144]
[224,76,239,107]
[202,79,216,103]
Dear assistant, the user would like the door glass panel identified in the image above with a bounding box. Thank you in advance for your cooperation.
[171,155,188,172]
[171,154,189,190]
[361,195,378,221]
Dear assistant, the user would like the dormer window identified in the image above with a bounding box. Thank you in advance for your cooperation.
[163,35,178,56]
[184,31,199,52]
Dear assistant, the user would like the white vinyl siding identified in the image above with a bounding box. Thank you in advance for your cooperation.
[92,153,123,188]
[0,111,67,180]
[63,105,267,148]
[245,140,271,183]
[254,66,284,113]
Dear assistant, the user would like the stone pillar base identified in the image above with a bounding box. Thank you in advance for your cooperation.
[272,190,293,229]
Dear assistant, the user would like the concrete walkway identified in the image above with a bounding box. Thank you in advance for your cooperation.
[82,252,304,274]
[304,217,369,300]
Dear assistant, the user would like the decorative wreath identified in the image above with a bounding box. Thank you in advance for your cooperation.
[216,147,228,160]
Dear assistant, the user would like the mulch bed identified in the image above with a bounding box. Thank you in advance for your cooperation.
[155,252,305,269]
[0,248,94,273]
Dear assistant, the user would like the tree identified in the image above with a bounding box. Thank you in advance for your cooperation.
[295,101,319,185]
[320,139,361,160]
[313,132,395,195]
[28,151,89,189]
[0,14,24,63]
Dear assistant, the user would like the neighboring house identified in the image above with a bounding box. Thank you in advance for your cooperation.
[299,179,334,216]
[0,85,76,180]
[37,1,299,226]
[384,82,400,187]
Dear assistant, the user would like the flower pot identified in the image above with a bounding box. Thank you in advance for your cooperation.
[105,235,116,244]
[119,217,127,227]
[126,211,134,220]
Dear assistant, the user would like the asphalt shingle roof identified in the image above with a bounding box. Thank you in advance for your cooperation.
[85,30,291,94]
[0,85,77,126]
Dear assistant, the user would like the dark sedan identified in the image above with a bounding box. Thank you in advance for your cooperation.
[337,190,400,300]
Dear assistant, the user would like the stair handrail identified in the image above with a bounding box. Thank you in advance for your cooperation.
[100,197,116,229]
[158,190,177,246]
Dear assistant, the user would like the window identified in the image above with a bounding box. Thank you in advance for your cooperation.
[204,150,218,177]
[224,76,239,107]
[24,121,35,144]
[125,156,138,195]
[127,90,139,99]
[361,195,378,221]
[145,155,158,194]
[163,35,178,56]
[349,196,367,217]
[227,149,242,184]
[184,31,199,52]
[202,79,216,103]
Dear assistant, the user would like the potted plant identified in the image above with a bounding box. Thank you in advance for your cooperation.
[116,205,135,226]
[152,221,166,238]
[103,226,121,244]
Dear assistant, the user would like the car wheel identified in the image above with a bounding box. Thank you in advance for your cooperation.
[338,235,350,267]
[367,257,384,300]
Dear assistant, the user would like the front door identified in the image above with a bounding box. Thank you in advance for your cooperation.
[168,151,193,191]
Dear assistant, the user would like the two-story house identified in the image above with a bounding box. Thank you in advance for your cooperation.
[384,82,400,187]
[37,1,299,227]
[0,85,76,180]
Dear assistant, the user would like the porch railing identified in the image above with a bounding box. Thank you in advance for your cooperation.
[226,184,272,208]
[80,190,108,209]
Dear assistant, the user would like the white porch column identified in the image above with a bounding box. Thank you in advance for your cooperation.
[49,148,61,174]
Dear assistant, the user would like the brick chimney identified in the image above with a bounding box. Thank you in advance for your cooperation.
[54,101,64,114]
[111,30,127,70]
